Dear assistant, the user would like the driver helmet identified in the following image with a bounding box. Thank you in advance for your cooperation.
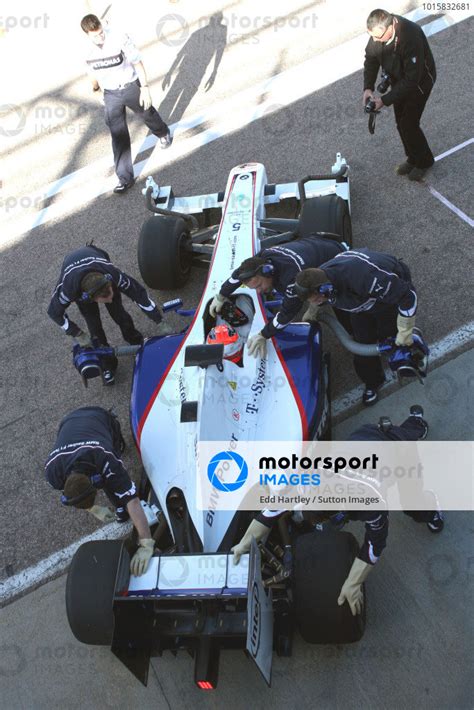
[206,324,243,363]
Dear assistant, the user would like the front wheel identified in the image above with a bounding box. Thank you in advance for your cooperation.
[138,215,192,290]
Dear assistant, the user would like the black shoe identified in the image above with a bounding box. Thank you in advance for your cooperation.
[113,179,135,194]
[159,130,173,149]
[427,511,444,533]
[362,387,379,406]
[409,404,429,439]
[103,369,115,386]
[126,331,144,346]
[407,167,429,182]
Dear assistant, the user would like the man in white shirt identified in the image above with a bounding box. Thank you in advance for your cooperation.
[81,14,172,194]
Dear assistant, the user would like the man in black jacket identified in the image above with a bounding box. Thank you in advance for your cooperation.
[48,244,169,384]
[363,9,436,181]
[45,407,155,576]
[209,237,345,358]
[295,249,417,405]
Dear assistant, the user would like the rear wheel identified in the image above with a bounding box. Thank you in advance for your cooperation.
[138,216,192,290]
[294,530,365,643]
[66,540,128,645]
[298,194,352,246]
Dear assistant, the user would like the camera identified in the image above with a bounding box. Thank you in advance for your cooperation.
[377,71,391,94]
[364,98,377,114]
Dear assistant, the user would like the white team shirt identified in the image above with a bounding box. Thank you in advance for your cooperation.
[85,26,142,90]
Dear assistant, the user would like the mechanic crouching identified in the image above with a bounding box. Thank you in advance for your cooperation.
[232,509,388,617]
[209,236,345,358]
[44,406,154,576]
[295,248,418,405]
[47,243,170,385]
[349,405,444,532]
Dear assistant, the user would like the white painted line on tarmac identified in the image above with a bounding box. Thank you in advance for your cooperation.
[333,320,474,417]
[435,137,474,162]
[428,186,474,228]
[0,521,131,606]
[1,320,473,606]
[1,9,470,249]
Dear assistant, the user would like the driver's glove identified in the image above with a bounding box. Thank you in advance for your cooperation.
[337,557,371,616]
[231,519,270,564]
[395,314,416,346]
[247,332,267,358]
[209,293,226,317]
[87,505,116,524]
[130,538,155,576]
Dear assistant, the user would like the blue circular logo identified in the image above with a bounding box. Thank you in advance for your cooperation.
[207,451,248,492]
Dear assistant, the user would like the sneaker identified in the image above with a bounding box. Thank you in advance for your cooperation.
[113,179,135,194]
[395,161,414,175]
[409,404,429,439]
[427,511,444,533]
[407,167,428,182]
[159,130,173,149]
[362,387,379,406]
[102,369,115,386]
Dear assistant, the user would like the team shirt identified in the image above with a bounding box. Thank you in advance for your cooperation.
[85,26,141,90]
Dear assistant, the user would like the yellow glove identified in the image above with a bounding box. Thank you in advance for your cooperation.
[209,293,226,317]
[247,332,267,358]
[231,519,269,565]
[337,557,371,616]
[88,505,115,524]
[302,303,320,322]
[75,331,92,347]
[395,314,416,346]
[130,538,155,576]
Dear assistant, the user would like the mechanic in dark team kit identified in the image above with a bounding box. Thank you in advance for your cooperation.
[348,405,444,533]
[44,407,154,576]
[81,14,172,194]
[295,248,418,405]
[209,237,346,358]
[363,9,436,181]
[47,244,169,384]
[232,507,388,617]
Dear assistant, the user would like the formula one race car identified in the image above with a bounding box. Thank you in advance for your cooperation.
[66,158,367,690]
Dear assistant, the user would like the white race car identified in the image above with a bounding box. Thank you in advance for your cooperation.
[66,158,367,690]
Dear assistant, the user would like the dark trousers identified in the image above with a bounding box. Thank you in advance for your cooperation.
[103,80,169,183]
[393,88,434,169]
[350,303,398,389]
[77,287,142,371]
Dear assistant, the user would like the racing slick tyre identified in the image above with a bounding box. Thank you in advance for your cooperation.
[138,216,192,290]
[298,194,352,246]
[294,530,365,644]
[66,540,128,645]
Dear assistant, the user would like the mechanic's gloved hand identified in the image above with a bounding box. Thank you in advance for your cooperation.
[209,293,226,318]
[395,314,416,346]
[231,519,270,565]
[303,303,320,322]
[74,331,92,347]
[139,86,152,110]
[88,505,116,524]
[247,332,267,358]
[337,557,371,616]
[130,538,155,576]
